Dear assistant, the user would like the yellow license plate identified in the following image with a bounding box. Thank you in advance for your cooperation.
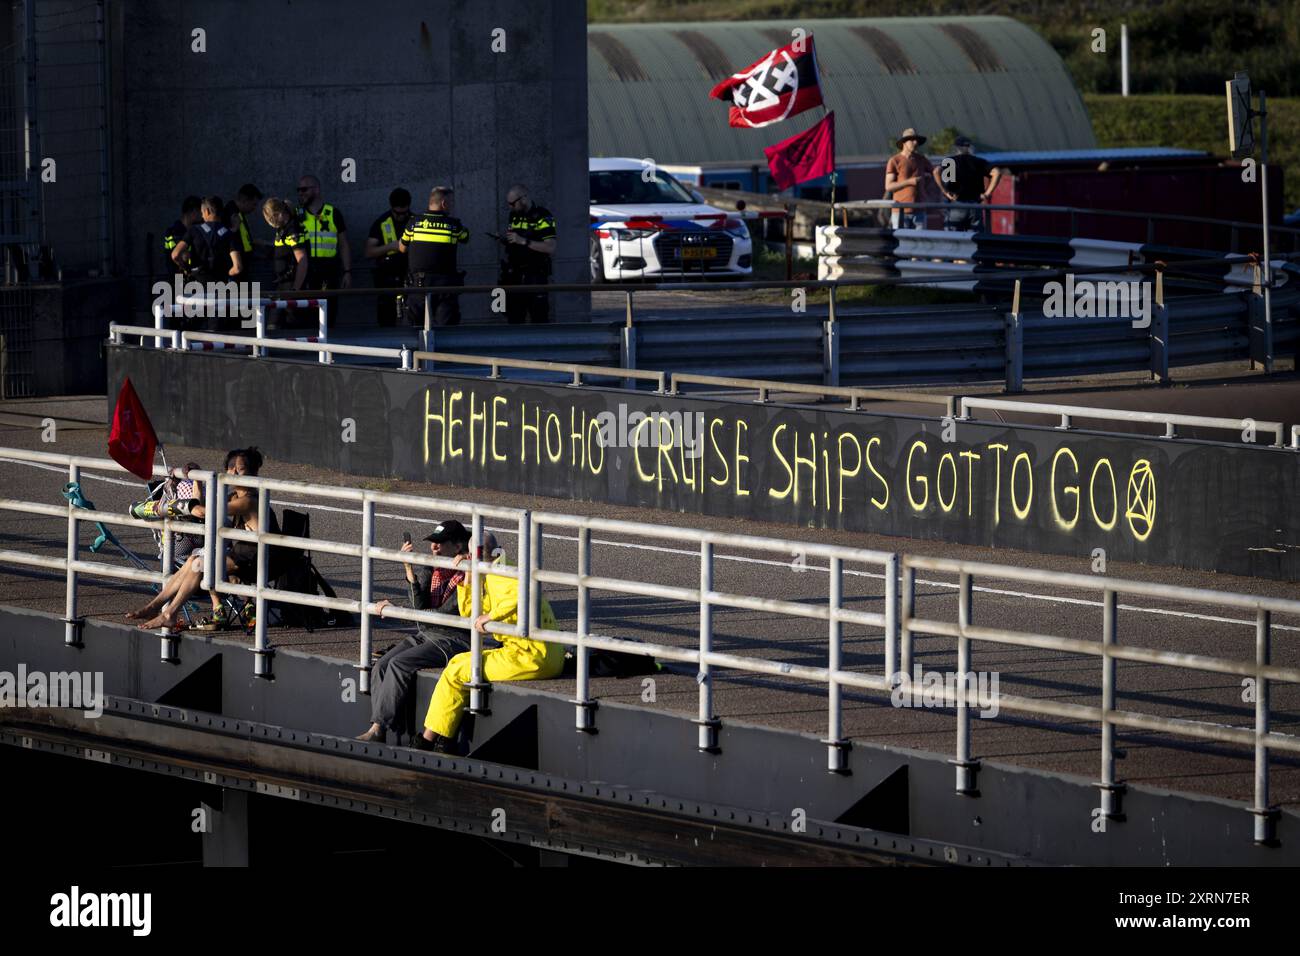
[680,247,717,259]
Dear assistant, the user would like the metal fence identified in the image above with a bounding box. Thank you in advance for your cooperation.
[2,443,1298,843]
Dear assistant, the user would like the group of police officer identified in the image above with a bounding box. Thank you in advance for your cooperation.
[162,177,557,328]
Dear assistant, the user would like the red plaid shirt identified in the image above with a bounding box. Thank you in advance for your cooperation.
[430,566,465,609]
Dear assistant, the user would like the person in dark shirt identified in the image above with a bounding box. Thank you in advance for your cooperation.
[171,196,242,329]
[365,187,412,327]
[398,186,469,327]
[361,519,475,743]
[501,183,557,324]
[163,196,202,275]
[223,183,263,279]
[933,136,1002,232]
[262,197,310,330]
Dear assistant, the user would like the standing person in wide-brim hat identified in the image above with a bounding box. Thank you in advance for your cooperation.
[884,127,934,230]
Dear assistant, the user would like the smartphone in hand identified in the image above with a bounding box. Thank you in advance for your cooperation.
[402,531,412,545]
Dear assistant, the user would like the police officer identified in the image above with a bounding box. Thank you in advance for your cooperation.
[501,183,557,324]
[399,186,469,327]
[296,173,352,321]
[163,196,202,275]
[365,187,412,327]
[170,196,243,330]
[223,183,263,279]
[262,197,309,330]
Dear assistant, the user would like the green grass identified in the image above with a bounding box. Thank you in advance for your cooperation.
[1085,94,1300,212]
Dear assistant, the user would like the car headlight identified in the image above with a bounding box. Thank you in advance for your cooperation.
[724,220,749,239]
[613,228,656,240]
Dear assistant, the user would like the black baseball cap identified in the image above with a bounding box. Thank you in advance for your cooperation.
[424,519,470,544]
[953,135,973,147]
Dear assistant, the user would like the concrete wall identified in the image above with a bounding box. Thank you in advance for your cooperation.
[108,0,588,320]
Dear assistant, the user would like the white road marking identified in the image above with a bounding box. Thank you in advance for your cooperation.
[2,456,1295,633]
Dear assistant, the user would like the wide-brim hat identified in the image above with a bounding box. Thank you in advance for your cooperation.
[897,127,927,147]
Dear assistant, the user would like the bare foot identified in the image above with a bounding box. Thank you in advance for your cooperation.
[142,612,178,631]
[124,604,158,621]
[357,725,386,743]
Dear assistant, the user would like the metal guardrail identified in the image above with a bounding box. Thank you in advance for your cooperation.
[1,444,1298,843]
[108,323,1296,448]
[669,372,956,417]
[835,199,1300,248]
[900,554,1300,843]
[959,397,1288,447]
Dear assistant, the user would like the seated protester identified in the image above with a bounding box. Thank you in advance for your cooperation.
[359,519,475,743]
[414,532,564,753]
[125,447,273,631]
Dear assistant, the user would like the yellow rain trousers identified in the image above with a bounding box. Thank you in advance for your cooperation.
[423,560,564,738]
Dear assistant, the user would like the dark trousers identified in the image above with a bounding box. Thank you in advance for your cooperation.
[373,265,405,327]
[405,271,461,327]
[369,625,470,736]
[943,205,984,232]
[504,271,551,324]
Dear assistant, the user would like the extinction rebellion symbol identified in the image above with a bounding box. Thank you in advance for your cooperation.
[732,50,803,126]
[1124,459,1156,542]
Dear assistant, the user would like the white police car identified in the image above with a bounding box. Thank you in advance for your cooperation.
[589,157,753,282]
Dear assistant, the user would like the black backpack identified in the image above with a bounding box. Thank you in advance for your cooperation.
[268,509,354,630]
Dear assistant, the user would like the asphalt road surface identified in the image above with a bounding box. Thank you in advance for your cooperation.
[1,396,1298,809]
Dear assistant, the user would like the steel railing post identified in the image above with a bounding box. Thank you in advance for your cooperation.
[884,553,899,680]
[1149,270,1169,384]
[422,294,433,372]
[900,563,915,678]
[252,485,272,678]
[528,515,542,636]
[358,498,374,695]
[64,463,81,646]
[515,512,530,639]
[1099,589,1124,819]
[152,302,165,350]
[466,511,489,715]
[254,305,266,358]
[1003,308,1023,393]
[201,472,218,591]
[1253,608,1277,844]
[573,525,595,732]
[953,571,979,794]
[695,540,720,752]
[823,314,840,387]
[824,556,848,772]
[318,300,330,364]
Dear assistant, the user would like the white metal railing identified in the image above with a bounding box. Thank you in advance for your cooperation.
[525,511,899,768]
[901,554,1300,843]
[108,324,668,390]
[155,296,331,362]
[2,444,1298,843]
[959,396,1290,448]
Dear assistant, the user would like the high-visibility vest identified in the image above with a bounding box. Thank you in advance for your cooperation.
[296,203,340,258]
[234,211,253,253]
[379,215,399,256]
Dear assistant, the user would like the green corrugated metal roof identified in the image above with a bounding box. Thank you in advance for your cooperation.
[588,16,1096,164]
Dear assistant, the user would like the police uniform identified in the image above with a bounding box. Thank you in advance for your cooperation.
[401,211,469,327]
[368,210,410,326]
[163,220,189,274]
[223,201,255,277]
[178,221,236,330]
[294,202,346,289]
[503,204,556,324]
[271,215,309,330]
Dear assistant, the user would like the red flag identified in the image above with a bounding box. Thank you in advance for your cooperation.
[108,377,159,480]
[709,35,823,129]
[764,111,836,190]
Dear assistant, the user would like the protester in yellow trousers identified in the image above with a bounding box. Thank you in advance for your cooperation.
[416,542,564,752]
